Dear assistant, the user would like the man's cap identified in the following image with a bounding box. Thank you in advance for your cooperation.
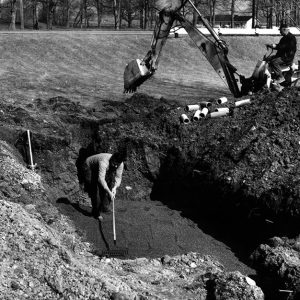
[279,22,288,30]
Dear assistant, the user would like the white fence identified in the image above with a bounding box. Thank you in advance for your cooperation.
[171,26,300,36]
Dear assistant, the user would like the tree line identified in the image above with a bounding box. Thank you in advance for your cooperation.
[0,0,299,30]
[253,0,300,29]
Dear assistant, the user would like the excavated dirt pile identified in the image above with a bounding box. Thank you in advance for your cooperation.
[251,236,300,300]
[0,86,299,299]
[88,88,300,236]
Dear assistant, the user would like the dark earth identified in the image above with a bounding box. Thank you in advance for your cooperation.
[0,86,300,299]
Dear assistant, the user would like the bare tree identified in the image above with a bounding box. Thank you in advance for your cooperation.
[208,0,217,26]
[112,0,120,29]
[192,0,202,26]
[72,0,93,28]
[63,0,71,27]
[118,0,121,28]
[252,0,256,28]
[269,0,273,28]
[230,0,235,28]
[42,0,58,29]
[20,0,24,29]
[32,0,39,28]
[122,0,132,27]
[93,0,103,27]
[9,0,17,30]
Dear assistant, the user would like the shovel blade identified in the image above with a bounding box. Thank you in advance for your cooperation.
[124,59,152,93]
[101,248,128,258]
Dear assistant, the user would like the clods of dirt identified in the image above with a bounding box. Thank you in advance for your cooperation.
[0,87,299,299]
[251,236,300,300]
[0,147,264,299]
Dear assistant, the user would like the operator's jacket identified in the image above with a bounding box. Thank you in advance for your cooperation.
[274,32,297,64]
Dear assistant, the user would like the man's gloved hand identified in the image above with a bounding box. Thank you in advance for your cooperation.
[108,190,115,201]
[111,187,117,199]
[266,43,276,49]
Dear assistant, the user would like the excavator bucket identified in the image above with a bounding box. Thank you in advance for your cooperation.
[124,59,152,93]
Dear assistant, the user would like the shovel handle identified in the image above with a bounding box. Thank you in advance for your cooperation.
[112,196,116,244]
[27,130,34,168]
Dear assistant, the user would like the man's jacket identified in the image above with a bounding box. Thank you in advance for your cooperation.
[275,32,297,63]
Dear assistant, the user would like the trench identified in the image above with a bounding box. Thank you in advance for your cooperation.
[51,140,294,299]
[40,122,260,276]
[20,95,299,300]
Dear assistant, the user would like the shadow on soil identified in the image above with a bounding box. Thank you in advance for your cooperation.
[150,172,300,300]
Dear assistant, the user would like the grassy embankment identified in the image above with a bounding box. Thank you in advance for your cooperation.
[0,32,295,107]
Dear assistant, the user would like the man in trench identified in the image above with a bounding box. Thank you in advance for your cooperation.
[81,149,126,220]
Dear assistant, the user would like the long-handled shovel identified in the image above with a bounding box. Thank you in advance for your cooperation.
[112,195,117,245]
[101,194,128,258]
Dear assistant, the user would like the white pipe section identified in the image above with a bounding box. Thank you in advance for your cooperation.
[200,107,209,118]
[235,99,251,107]
[215,107,229,113]
[209,110,229,118]
[185,104,200,111]
[180,114,190,124]
[200,101,212,108]
[27,130,35,170]
[217,97,228,104]
[193,109,201,121]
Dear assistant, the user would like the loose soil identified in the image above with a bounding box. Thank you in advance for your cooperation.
[0,32,300,299]
[56,196,254,273]
[0,92,269,300]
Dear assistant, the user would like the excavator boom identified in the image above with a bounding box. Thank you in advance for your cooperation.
[176,11,241,97]
[124,0,241,97]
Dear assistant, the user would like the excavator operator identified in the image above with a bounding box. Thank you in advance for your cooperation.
[265,23,297,84]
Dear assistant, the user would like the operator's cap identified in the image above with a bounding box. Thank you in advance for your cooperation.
[279,22,288,30]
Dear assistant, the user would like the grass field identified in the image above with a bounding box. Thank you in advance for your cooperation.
[0,32,298,107]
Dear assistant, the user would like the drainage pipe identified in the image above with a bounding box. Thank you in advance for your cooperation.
[185,104,200,112]
[200,101,212,108]
[180,114,190,124]
[200,107,209,118]
[193,109,201,121]
[215,107,229,113]
[217,97,228,104]
[235,99,251,107]
[209,110,229,118]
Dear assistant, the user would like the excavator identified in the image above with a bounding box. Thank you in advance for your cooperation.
[123,0,300,97]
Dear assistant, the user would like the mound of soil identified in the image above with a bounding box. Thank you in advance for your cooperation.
[0,86,299,299]
[0,107,264,299]
[251,236,300,300]
[85,89,300,234]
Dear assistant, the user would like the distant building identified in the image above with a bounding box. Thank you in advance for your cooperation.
[203,15,260,29]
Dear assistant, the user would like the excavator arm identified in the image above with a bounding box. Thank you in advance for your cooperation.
[175,8,241,97]
[124,0,241,97]
[123,8,179,93]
